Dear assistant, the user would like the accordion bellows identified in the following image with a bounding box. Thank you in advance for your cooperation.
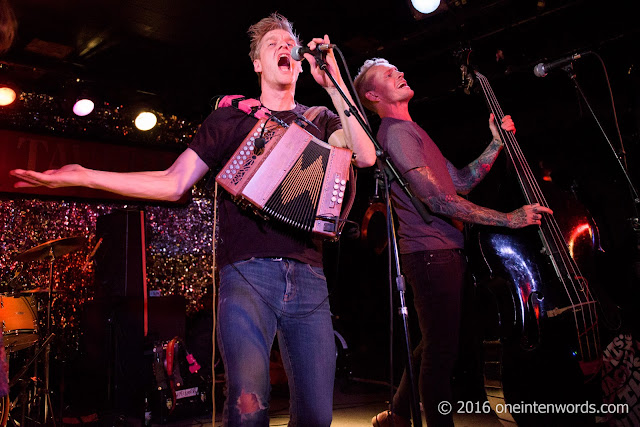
[216,118,353,239]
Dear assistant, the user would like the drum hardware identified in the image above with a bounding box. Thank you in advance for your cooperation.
[5,334,56,427]
[18,288,63,295]
[7,236,85,426]
[8,334,55,391]
[0,264,23,296]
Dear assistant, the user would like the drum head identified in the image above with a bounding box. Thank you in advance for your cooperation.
[0,295,38,352]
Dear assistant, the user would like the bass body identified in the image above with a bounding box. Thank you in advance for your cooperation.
[464,67,603,425]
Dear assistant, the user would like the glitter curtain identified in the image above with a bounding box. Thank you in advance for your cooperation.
[0,189,215,310]
[1,85,218,359]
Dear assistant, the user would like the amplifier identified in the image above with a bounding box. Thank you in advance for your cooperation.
[146,338,211,424]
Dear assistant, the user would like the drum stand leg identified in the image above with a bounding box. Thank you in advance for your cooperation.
[23,249,59,426]
[42,342,56,427]
[8,334,56,426]
[44,251,54,425]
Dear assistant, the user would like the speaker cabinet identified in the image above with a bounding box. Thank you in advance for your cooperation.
[89,210,148,423]
[95,209,147,299]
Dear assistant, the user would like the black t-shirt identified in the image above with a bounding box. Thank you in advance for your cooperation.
[189,102,342,268]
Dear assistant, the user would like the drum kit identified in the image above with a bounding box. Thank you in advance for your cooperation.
[1,236,86,427]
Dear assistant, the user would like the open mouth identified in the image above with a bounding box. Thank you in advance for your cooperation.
[278,54,291,70]
[398,81,408,89]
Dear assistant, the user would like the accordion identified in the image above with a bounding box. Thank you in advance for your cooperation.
[215,117,353,239]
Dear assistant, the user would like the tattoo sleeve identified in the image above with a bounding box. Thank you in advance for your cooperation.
[447,138,503,194]
[406,166,513,227]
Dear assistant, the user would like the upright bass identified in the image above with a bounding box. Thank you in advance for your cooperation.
[463,64,604,425]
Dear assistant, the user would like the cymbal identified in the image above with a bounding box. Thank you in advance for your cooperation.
[15,236,86,262]
[19,287,63,294]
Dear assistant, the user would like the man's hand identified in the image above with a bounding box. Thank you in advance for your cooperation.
[304,35,343,91]
[489,113,516,141]
[10,164,87,189]
[506,203,554,228]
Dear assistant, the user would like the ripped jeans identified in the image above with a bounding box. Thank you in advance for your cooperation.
[217,257,336,426]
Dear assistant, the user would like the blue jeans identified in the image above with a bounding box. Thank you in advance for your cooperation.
[392,249,467,427]
[217,257,336,426]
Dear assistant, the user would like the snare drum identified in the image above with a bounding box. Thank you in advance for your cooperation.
[0,295,38,352]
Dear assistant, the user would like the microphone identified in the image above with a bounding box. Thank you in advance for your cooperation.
[533,52,587,77]
[291,44,336,61]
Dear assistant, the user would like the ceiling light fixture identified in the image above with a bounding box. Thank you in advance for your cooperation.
[135,111,157,131]
[73,98,95,116]
[411,0,441,14]
[0,86,17,106]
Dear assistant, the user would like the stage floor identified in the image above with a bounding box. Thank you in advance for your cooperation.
[159,379,509,427]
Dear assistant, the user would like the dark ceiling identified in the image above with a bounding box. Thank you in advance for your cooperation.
[3,0,638,119]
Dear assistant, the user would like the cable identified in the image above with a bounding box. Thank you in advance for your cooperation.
[383,166,396,416]
[589,51,627,172]
[333,46,372,131]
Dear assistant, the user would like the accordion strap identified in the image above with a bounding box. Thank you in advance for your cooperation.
[213,95,270,119]
[302,105,326,123]
[214,95,328,125]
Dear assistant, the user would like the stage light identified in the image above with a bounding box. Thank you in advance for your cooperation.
[0,86,17,106]
[411,0,441,14]
[135,111,157,131]
[73,98,95,116]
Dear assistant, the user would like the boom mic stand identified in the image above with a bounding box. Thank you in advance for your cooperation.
[315,51,423,426]
[562,61,640,282]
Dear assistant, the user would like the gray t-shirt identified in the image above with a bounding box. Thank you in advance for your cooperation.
[378,117,464,253]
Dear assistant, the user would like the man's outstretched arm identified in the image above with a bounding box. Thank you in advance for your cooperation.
[10,148,210,202]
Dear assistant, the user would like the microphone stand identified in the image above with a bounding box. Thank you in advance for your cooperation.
[316,53,423,426]
[562,64,640,281]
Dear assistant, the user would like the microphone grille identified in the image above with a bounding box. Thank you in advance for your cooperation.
[291,46,305,61]
[533,63,547,78]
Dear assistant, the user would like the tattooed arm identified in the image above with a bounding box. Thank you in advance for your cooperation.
[405,165,552,228]
[447,113,514,195]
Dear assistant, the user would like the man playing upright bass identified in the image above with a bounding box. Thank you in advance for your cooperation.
[354,57,551,427]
